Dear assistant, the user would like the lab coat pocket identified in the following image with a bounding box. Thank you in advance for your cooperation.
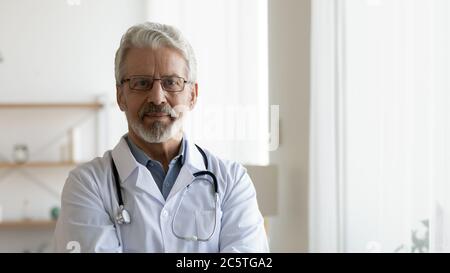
[172,210,197,239]
[195,209,216,240]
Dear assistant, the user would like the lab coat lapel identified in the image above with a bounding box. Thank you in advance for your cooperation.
[166,165,194,201]
[111,135,165,204]
[135,165,165,204]
[166,138,206,201]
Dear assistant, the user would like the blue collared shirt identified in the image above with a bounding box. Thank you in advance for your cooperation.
[125,135,186,200]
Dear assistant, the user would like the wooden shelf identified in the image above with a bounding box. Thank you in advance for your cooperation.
[0,102,103,109]
[0,220,56,229]
[0,161,80,168]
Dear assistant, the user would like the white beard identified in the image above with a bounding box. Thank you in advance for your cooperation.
[130,116,184,143]
[128,104,190,143]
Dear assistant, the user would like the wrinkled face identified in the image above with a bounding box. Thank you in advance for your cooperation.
[117,47,197,143]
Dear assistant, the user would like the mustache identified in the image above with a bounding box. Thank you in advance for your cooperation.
[138,103,178,119]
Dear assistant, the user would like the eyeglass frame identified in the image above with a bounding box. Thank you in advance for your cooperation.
[120,75,194,92]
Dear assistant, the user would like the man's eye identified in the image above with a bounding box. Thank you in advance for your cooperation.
[137,80,149,86]
[164,79,176,86]
[132,79,151,89]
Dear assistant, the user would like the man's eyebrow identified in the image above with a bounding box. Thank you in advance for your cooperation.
[162,73,184,77]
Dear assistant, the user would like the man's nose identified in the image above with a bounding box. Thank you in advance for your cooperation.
[146,79,167,105]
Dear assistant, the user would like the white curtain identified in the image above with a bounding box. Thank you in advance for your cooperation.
[310,0,450,252]
[144,0,269,165]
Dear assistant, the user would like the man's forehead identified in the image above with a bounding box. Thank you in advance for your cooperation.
[126,46,184,61]
[125,46,188,73]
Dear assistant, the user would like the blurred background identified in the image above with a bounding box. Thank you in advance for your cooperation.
[0,0,449,253]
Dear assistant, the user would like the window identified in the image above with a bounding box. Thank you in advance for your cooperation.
[310,0,450,252]
[143,0,269,165]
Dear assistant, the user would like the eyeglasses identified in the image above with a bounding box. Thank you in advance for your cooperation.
[120,75,191,92]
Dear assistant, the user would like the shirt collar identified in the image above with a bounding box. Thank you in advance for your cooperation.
[111,133,205,185]
[125,134,186,167]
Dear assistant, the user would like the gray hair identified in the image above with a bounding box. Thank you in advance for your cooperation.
[114,22,197,85]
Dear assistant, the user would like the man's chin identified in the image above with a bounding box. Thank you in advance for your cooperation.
[137,130,170,143]
[129,115,183,143]
[135,124,178,143]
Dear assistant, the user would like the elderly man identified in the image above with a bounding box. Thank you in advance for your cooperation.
[54,22,268,253]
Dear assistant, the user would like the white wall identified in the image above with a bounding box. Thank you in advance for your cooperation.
[0,0,145,252]
[0,0,145,102]
[268,0,311,252]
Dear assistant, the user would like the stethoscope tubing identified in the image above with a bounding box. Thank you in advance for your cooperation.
[111,144,219,242]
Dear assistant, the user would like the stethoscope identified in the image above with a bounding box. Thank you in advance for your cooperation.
[111,144,219,242]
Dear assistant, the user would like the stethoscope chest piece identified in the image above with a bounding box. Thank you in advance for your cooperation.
[116,205,131,225]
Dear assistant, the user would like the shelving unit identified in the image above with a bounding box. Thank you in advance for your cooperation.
[0,102,103,169]
[0,101,105,232]
[0,161,79,168]
[0,220,56,230]
[0,102,103,109]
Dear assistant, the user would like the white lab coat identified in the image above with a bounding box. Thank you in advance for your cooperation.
[53,135,269,253]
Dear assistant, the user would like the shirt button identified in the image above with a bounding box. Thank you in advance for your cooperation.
[162,209,169,217]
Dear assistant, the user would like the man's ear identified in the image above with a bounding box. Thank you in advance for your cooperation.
[116,85,127,112]
[189,83,198,110]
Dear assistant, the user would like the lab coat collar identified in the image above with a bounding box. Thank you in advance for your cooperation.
[111,135,139,184]
[184,135,207,172]
[110,135,162,204]
[166,135,207,200]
